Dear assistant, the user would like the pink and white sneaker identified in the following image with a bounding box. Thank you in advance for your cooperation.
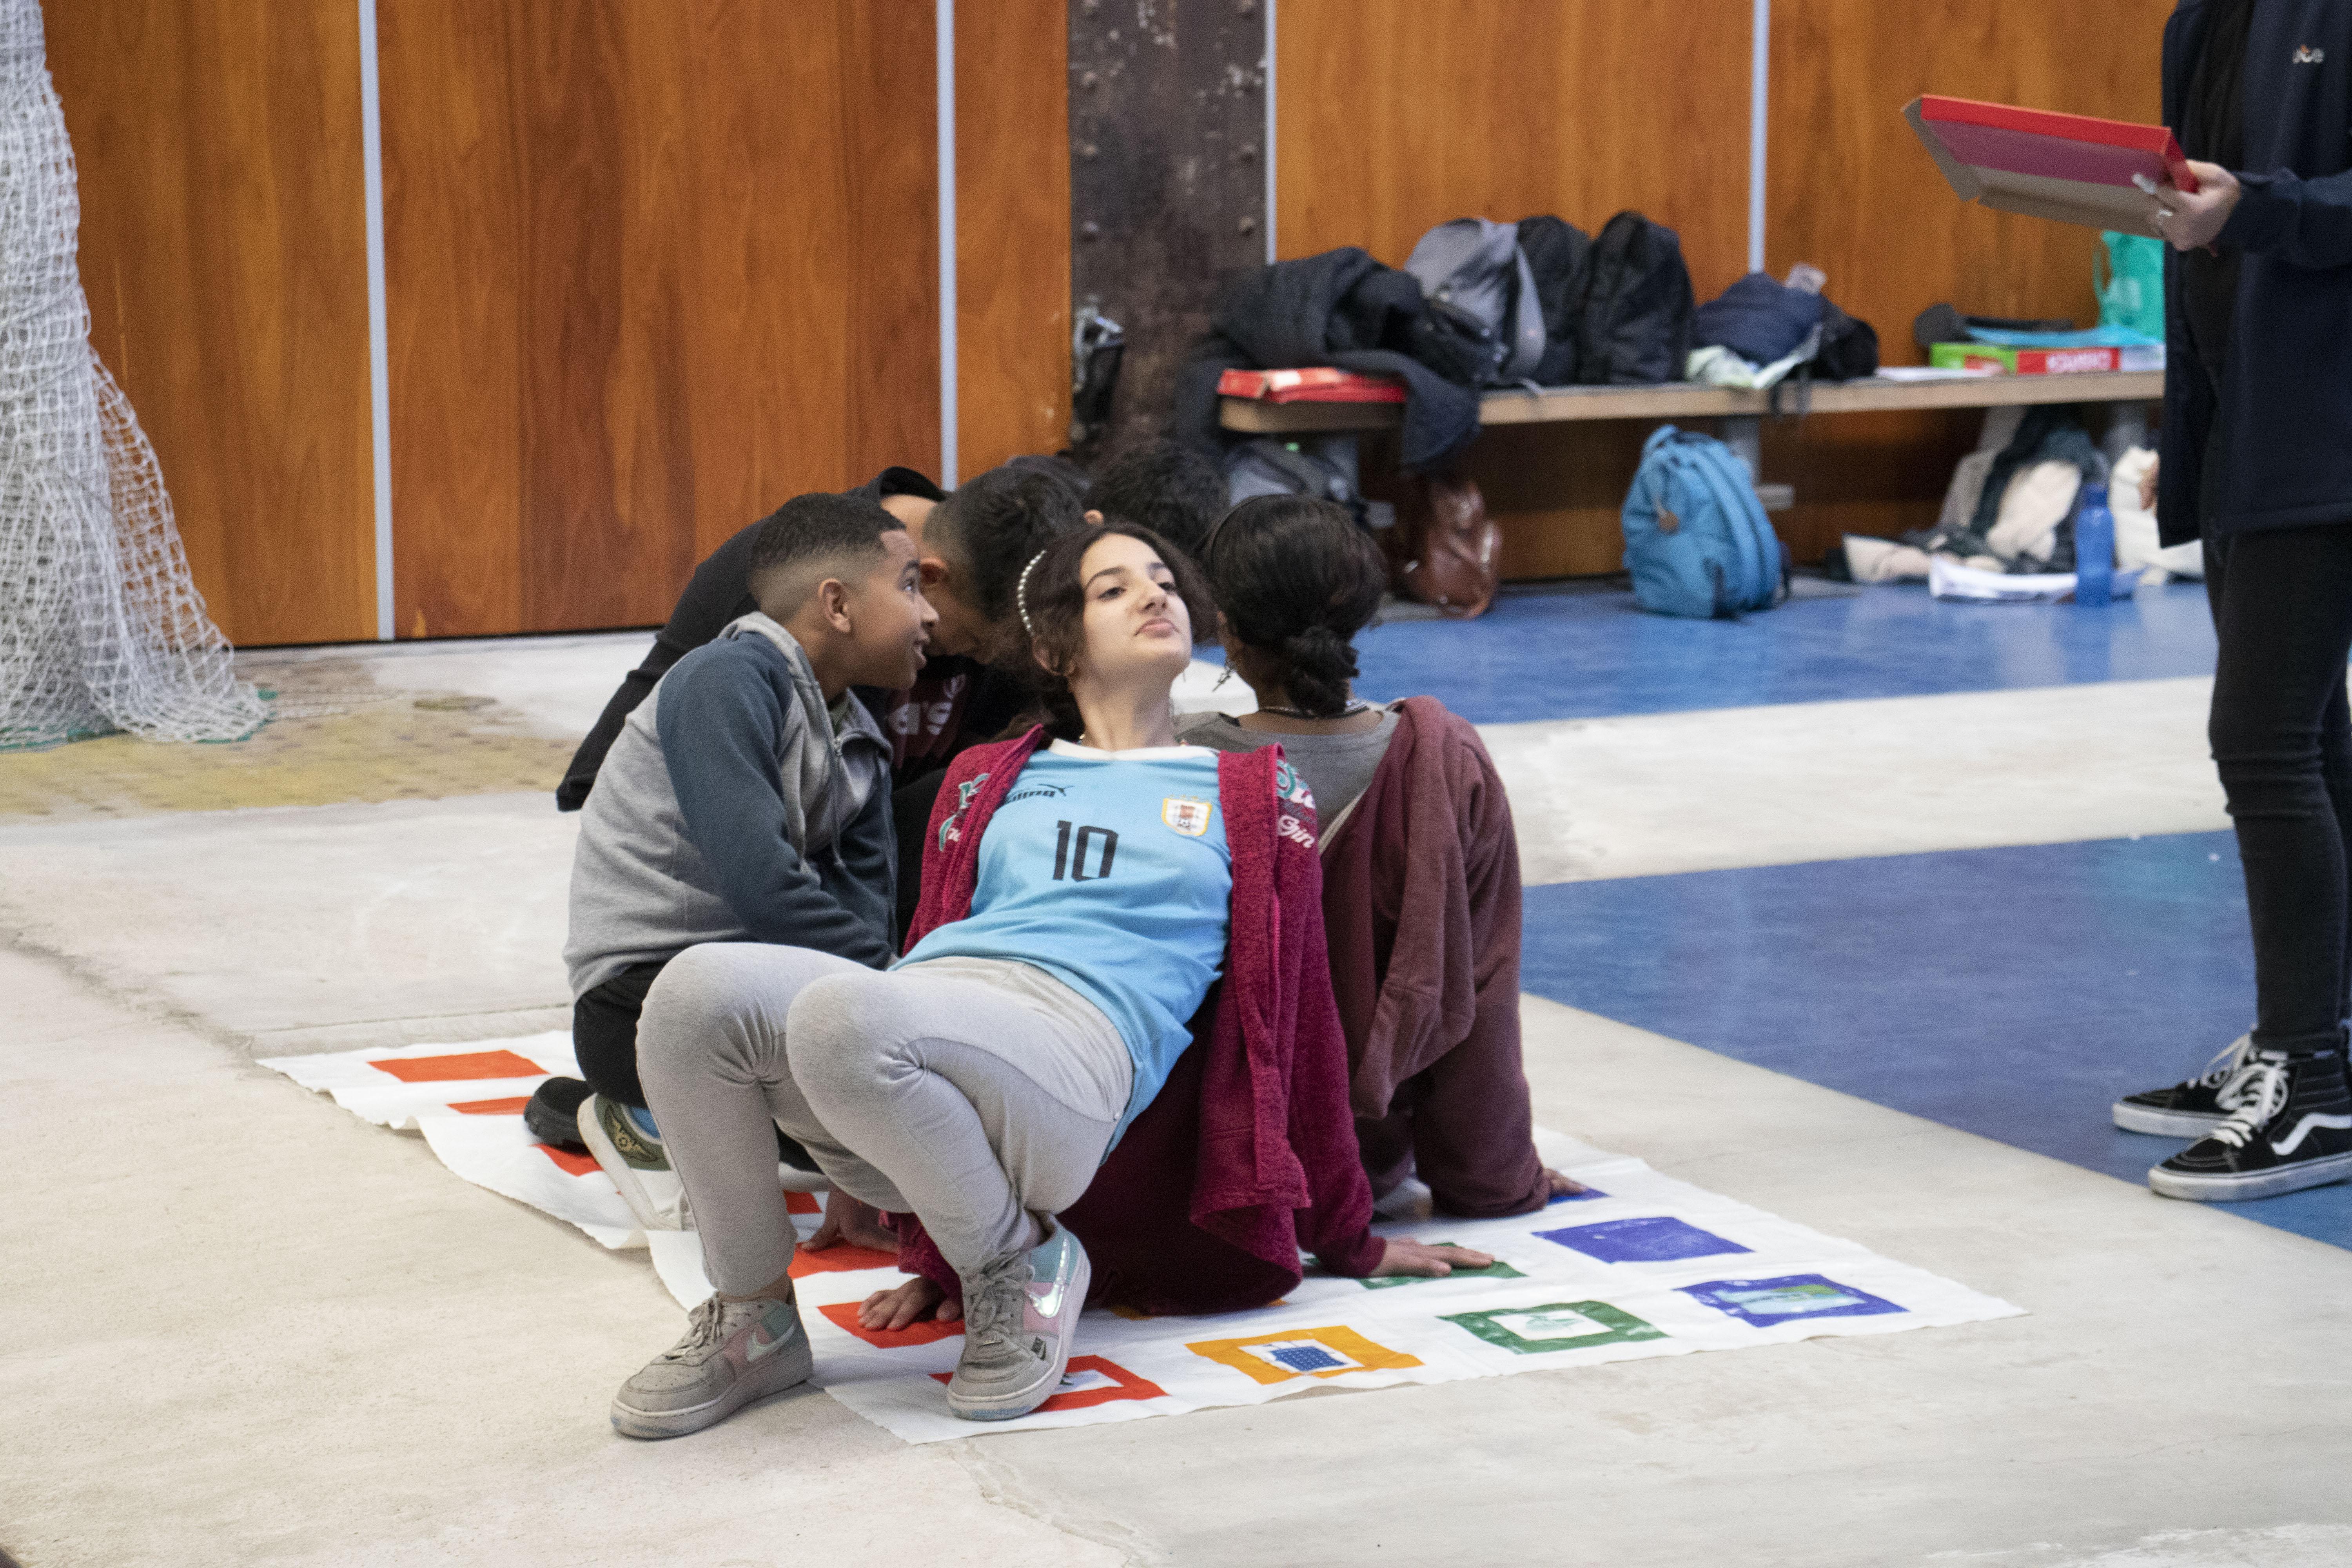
[610,1291,812,1439]
[947,1219,1091,1421]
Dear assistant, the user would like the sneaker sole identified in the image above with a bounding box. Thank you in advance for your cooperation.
[577,1099,688,1233]
[610,1336,814,1440]
[948,1245,1093,1422]
[2112,1102,2228,1137]
[2149,1149,2352,1202]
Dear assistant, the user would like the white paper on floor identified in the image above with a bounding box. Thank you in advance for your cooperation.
[262,1035,2026,1445]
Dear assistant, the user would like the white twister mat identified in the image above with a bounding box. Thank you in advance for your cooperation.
[263,1033,2026,1444]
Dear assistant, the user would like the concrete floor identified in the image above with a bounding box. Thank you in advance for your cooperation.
[6,610,2351,1566]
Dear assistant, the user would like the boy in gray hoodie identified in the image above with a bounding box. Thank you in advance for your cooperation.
[530,492,935,1227]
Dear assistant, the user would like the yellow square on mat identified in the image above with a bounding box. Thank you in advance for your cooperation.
[1184,1325,1423,1386]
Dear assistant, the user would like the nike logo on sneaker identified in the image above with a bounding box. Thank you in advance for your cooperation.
[1030,1275,1068,1318]
[745,1310,797,1362]
[2270,1112,2352,1156]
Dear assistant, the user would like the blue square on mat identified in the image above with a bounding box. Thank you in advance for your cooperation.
[1548,1185,1608,1203]
[1539,1216,1749,1263]
[1267,1345,1346,1373]
[1680,1274,1902,1327]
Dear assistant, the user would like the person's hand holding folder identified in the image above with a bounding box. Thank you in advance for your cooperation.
[2140,162,2243,251]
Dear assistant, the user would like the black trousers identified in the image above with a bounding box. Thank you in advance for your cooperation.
[2205,522,2352,1055]
[573,959,670,1107]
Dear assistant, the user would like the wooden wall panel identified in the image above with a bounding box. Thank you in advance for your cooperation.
[1276,0,1754,579]
[50,0,376,647]
[1764,0,2176,562]
[956,0,1069,477]
[380,2,941,639]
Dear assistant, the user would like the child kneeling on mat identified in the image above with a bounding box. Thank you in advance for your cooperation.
[613,522,1481,1436]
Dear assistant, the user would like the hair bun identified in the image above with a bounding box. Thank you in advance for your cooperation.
[1279,624,1358,716]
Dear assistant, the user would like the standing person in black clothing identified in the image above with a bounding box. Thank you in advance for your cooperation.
[2110,0,2352,1201]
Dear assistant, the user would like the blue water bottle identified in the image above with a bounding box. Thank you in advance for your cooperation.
[2074,484,2114,607]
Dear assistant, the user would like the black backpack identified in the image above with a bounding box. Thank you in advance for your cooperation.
[1812,297,1880,380]
[1576,212,1695,385]
[1516,215,1594,385]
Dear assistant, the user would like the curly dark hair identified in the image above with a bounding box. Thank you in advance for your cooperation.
[926,465,1087,657]
[1084,439,1228,563]
[1200,493,1385,717]
[1017,521,1217,741]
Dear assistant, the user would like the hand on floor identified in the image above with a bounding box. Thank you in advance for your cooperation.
[858,1275,962,1332]
[808,1189,899,1254]
[1544,1168,1588,1200]
[1369,1238,1494,1278]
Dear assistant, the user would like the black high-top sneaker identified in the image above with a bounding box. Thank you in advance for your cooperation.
[2149,1050,2352,1201]
[2113,1033,2256,1136]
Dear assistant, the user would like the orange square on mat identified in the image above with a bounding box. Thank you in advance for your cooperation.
[370,1050,546,1083]
[535,1144,602,1178]
[927,1356,1166,1413]
[789,1243,898,1278]
[450,1096,532,1115]
[1184,1325,1421,1387]
[819,1299,963,1348]
[786,1191,820,1215]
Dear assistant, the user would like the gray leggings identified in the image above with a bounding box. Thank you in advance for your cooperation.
[637,945,1132,1294]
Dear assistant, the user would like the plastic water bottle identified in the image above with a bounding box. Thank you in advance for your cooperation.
[2074,485,2114,607]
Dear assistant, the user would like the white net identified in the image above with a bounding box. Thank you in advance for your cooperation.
[0,0,266,749]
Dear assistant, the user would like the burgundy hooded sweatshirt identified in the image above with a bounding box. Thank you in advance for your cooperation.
[1327,698,1546,1218]
[888,727,1385,1314]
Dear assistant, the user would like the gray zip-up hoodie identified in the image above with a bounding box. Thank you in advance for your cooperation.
[564,613,896,996]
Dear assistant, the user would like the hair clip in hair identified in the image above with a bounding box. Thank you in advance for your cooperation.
[1014,548,1049,637]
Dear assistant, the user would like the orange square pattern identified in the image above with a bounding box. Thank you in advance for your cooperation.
[789,1243,899,1278]
[369,1050,546,1083]
[927,1356,1167,1413]
[535,1145,602,1178]
[786,1191,820,1215]
[819,1300,964,1348]
[1184,1325,1423,1387]
[450,1096,532,1115]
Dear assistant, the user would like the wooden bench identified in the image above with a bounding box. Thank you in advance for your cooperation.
[1220,370,2164,510]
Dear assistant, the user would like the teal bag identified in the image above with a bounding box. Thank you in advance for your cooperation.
[2096,231,2166,338]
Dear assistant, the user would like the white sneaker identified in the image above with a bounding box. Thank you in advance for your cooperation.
[947,1220,1090,1421]
[577,1093,691,1231]
[610,1292,811,1438]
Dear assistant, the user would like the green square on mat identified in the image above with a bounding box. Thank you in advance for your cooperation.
[1357,1248,1527,1289]
[1441,1299,1666,1354]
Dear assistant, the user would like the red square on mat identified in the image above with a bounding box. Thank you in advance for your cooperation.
[450,1096,532,1115]
[927,1356,1166,1413]
[789,1243,898,1277]
[786,1191,820,1215]
[370,1050,546,1083]
[818,1299,964,1348]
[535,1144,602,1177]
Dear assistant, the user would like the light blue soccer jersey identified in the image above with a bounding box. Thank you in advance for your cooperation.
[900,741,1232,1140]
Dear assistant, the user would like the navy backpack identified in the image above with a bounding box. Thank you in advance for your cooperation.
[1621,425,1787,618]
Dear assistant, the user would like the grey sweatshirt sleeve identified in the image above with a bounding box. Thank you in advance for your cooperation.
[831,767,900,955]
[654,644,894,967]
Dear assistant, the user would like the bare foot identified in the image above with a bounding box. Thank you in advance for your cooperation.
[1544,1168,1588,1200]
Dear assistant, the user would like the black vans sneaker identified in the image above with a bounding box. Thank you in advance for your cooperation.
[524,1075,593,1152]
[2149,1051,2352,1202]
[2113,1034,2256,1136]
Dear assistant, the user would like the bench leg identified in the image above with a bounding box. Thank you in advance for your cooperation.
[1717,414,1763,480]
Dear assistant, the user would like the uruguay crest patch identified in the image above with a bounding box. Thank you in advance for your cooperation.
[1161,796,1214,837]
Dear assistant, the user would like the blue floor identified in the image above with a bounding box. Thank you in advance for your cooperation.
[1354,578,2219,724]
[1521,833,2352,1250]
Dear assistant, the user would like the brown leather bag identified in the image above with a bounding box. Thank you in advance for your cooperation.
[1385,472,1498,618]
